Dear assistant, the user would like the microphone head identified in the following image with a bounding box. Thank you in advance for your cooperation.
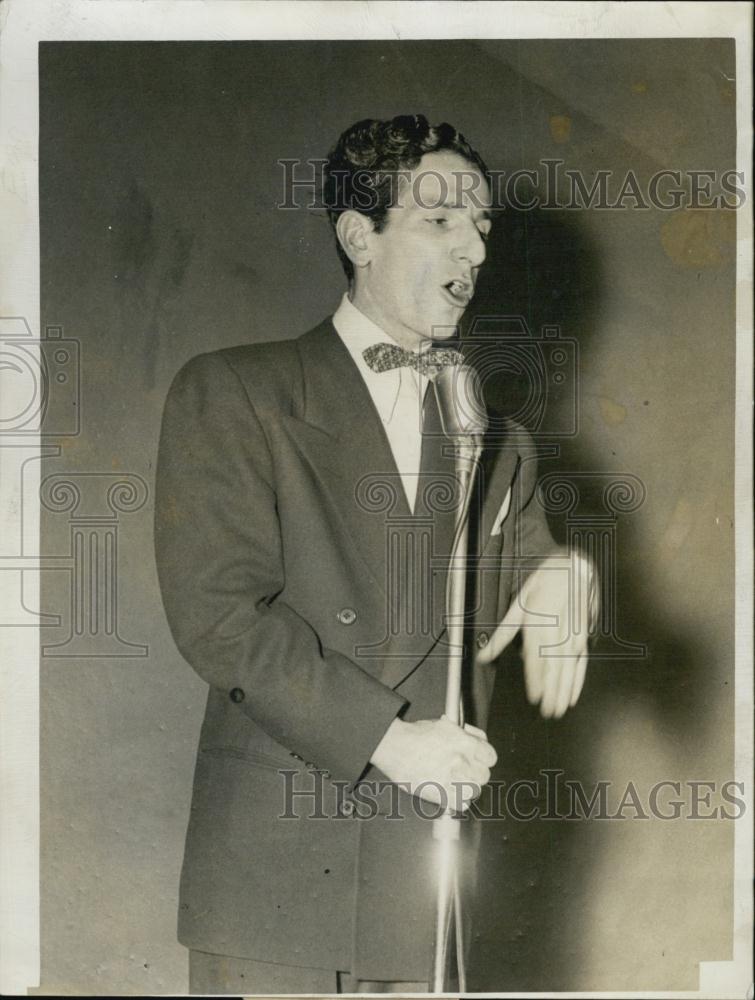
[433,364,488,438]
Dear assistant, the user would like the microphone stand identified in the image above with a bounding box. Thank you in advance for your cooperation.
[430,431,483,994]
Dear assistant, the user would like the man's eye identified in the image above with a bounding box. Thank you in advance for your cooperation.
[478,228,491,242]
[428,217,447,226]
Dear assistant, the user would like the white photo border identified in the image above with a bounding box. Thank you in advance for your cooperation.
[0,2,751,996]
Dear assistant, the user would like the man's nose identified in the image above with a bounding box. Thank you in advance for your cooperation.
[452,222,487,269]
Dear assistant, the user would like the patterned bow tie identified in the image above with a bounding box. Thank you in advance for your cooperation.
[363,342,464,379]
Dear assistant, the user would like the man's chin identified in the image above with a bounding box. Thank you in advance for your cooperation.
[425,307,466,341]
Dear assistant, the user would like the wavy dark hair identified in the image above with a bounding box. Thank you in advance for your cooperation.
[324,114,489,281]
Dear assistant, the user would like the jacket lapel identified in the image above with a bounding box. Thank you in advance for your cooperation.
[290,321,409,599]
[286,320,521,690]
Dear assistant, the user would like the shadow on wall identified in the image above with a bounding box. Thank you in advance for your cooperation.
[462,206,717,991]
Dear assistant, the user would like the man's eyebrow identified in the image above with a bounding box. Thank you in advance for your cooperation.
[435,199,493,220]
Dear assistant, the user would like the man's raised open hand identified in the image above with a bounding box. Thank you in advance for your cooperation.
[476,550,598,719]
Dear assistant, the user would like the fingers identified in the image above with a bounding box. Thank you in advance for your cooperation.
[535,653,589,718]
[463,729,498,768]
[523,635,587,718]
[438,721,497,812]
[451,722,496,805]
[482,547,596,716]
[475,595,526,663]
[441,715,497,769]
[539,655,562,718]
[535,653,588,718]
[463,722,487,740]
[382,717,499,814]
[447,765,490,814]
[463,723,497,766]
[523,647,544,705]
[570,652,588,708]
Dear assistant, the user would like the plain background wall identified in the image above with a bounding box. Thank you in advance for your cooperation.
[37,39,736,994]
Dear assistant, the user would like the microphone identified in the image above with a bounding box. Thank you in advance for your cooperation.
[432,363,488,444]
[430,362,487,993]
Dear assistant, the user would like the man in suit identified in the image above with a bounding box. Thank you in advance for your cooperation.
[154,114,593,994]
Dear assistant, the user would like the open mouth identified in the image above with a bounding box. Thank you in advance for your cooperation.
[442,279,473,307]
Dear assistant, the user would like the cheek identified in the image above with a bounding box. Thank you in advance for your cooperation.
[409,257,439,298]
[386,261,432,309]
[377,236,446,307]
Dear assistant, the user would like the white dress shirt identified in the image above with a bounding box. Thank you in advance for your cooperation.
[332,293,430,512]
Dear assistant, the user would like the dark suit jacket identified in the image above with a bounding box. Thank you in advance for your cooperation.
[154,318,555,977]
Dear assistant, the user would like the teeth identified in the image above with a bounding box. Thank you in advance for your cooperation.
[447,280,468,298]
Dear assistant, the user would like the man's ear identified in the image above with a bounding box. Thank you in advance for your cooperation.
[335,210,374,271]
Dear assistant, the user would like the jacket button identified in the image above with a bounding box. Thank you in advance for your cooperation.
[229,687,245,703]
[337,607,357,625]
[476,631,490,650]
[340,799,355,817]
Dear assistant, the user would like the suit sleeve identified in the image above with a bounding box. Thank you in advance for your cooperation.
[154,352,407,786]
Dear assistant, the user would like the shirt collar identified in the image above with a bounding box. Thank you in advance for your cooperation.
[332,292,393,356]
[332,293,435,356]
[332,293,427,424]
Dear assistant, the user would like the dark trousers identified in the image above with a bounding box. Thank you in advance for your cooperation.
[188,949,429,994]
